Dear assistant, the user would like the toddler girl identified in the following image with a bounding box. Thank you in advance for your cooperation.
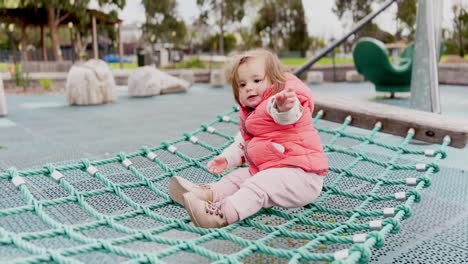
[169,49,328,228]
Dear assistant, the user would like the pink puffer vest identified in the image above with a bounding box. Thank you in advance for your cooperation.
[239,73,328,176]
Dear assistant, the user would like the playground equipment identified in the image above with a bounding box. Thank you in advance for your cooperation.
[352,38,414,97]
[298,0,444,114]
[353,0,444,100]
[2,104,466,263]
[2,0,467,263]
[410,0,444,113]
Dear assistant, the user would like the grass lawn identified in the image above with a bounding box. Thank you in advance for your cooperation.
[107,55,465,70]
[0,63,8,73]
[280,57,354,67]
[108,62,139,70]
[106,57,354,69]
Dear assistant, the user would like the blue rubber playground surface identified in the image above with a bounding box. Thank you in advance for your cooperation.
[0,82,467,263]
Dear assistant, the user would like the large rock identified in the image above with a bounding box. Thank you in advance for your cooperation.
[210,70,226,87]
[66,59,116,105]
[0,76,6,116]
[306,71,324,84]
[128,66,191,97]
[178,70,195,85]
[345,70,365,82]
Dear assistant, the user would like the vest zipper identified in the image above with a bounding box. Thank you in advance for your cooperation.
[241,112,254,138]
[243,140,258,171]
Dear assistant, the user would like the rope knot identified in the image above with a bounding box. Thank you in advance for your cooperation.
[99,240,113,251]
[141,146,150,155]
[382,218,400,234]
[46,251,64,263]
[6,168,19,178]
[160,141,171,149]
[434,150,447,159]
[407,190,421,203]
[395,204,412,220]
[43,163,55,175]
[349,244,371,264]
[144,253,157,263]
[367,231,385,248]
[418,176,431,188]
[104,216,115,226]
[80,159,91,169]
[117,152,126,162]
[183,133,192,141]
[179,241,196,250]
[426,163,440,173]
[142,230,153,240]
[174,219,187,228]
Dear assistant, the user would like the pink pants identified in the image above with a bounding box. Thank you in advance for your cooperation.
[209,167,324,224]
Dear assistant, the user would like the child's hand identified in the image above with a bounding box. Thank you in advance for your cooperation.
[275,87,297,112]
[208,156,228,174]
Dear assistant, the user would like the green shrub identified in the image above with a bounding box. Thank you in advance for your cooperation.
[177,58,205,69]
[162,58,208,69]
[13,64,30,88]
[39,78,53,90]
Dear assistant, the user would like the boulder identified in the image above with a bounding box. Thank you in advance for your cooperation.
[128,66,191,97]
[178,70,195,85]
[210,70,226,87]
[306,71,324,84]
[66,59,116,105]
[345,70,365,82]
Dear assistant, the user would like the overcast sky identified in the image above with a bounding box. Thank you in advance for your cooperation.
[109,0,460,40]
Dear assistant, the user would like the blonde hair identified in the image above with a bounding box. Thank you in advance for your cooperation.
[225,49,287,106]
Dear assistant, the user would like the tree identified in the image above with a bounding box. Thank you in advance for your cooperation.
[196,0,246,55]
[254,0,280,51]
[333,0,396,43]
[254,0,310,55]
[201,33,237,54]
[18,0,125,61]
[395,0,417,40]
[283,0,310,55]
[238,26,262,50]
[452,3,468,57]
[142,0,187,46]
[309,36,326,53]
[333,0,372,26]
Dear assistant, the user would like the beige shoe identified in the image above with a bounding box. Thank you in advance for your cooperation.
[183,192,227,228]
[169,176,213,205]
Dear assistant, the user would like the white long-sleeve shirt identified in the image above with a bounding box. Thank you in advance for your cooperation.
[219,96,303,169]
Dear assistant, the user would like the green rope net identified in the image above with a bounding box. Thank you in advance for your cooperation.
[0,107,448,264]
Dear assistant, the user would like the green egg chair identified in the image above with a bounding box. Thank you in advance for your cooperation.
[352,37,414,98]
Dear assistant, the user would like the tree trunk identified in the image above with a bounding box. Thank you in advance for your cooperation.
[76,32,91,61]
[21,19,28,61]
[47,6,63,61]
[458,19,464,57]
[219,2,225,55]
[40,25,48,61]
[273,5,279,52]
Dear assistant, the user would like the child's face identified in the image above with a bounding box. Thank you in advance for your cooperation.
[237,57,272,108]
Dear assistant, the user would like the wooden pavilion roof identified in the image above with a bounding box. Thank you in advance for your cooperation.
[0,7,122,26]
